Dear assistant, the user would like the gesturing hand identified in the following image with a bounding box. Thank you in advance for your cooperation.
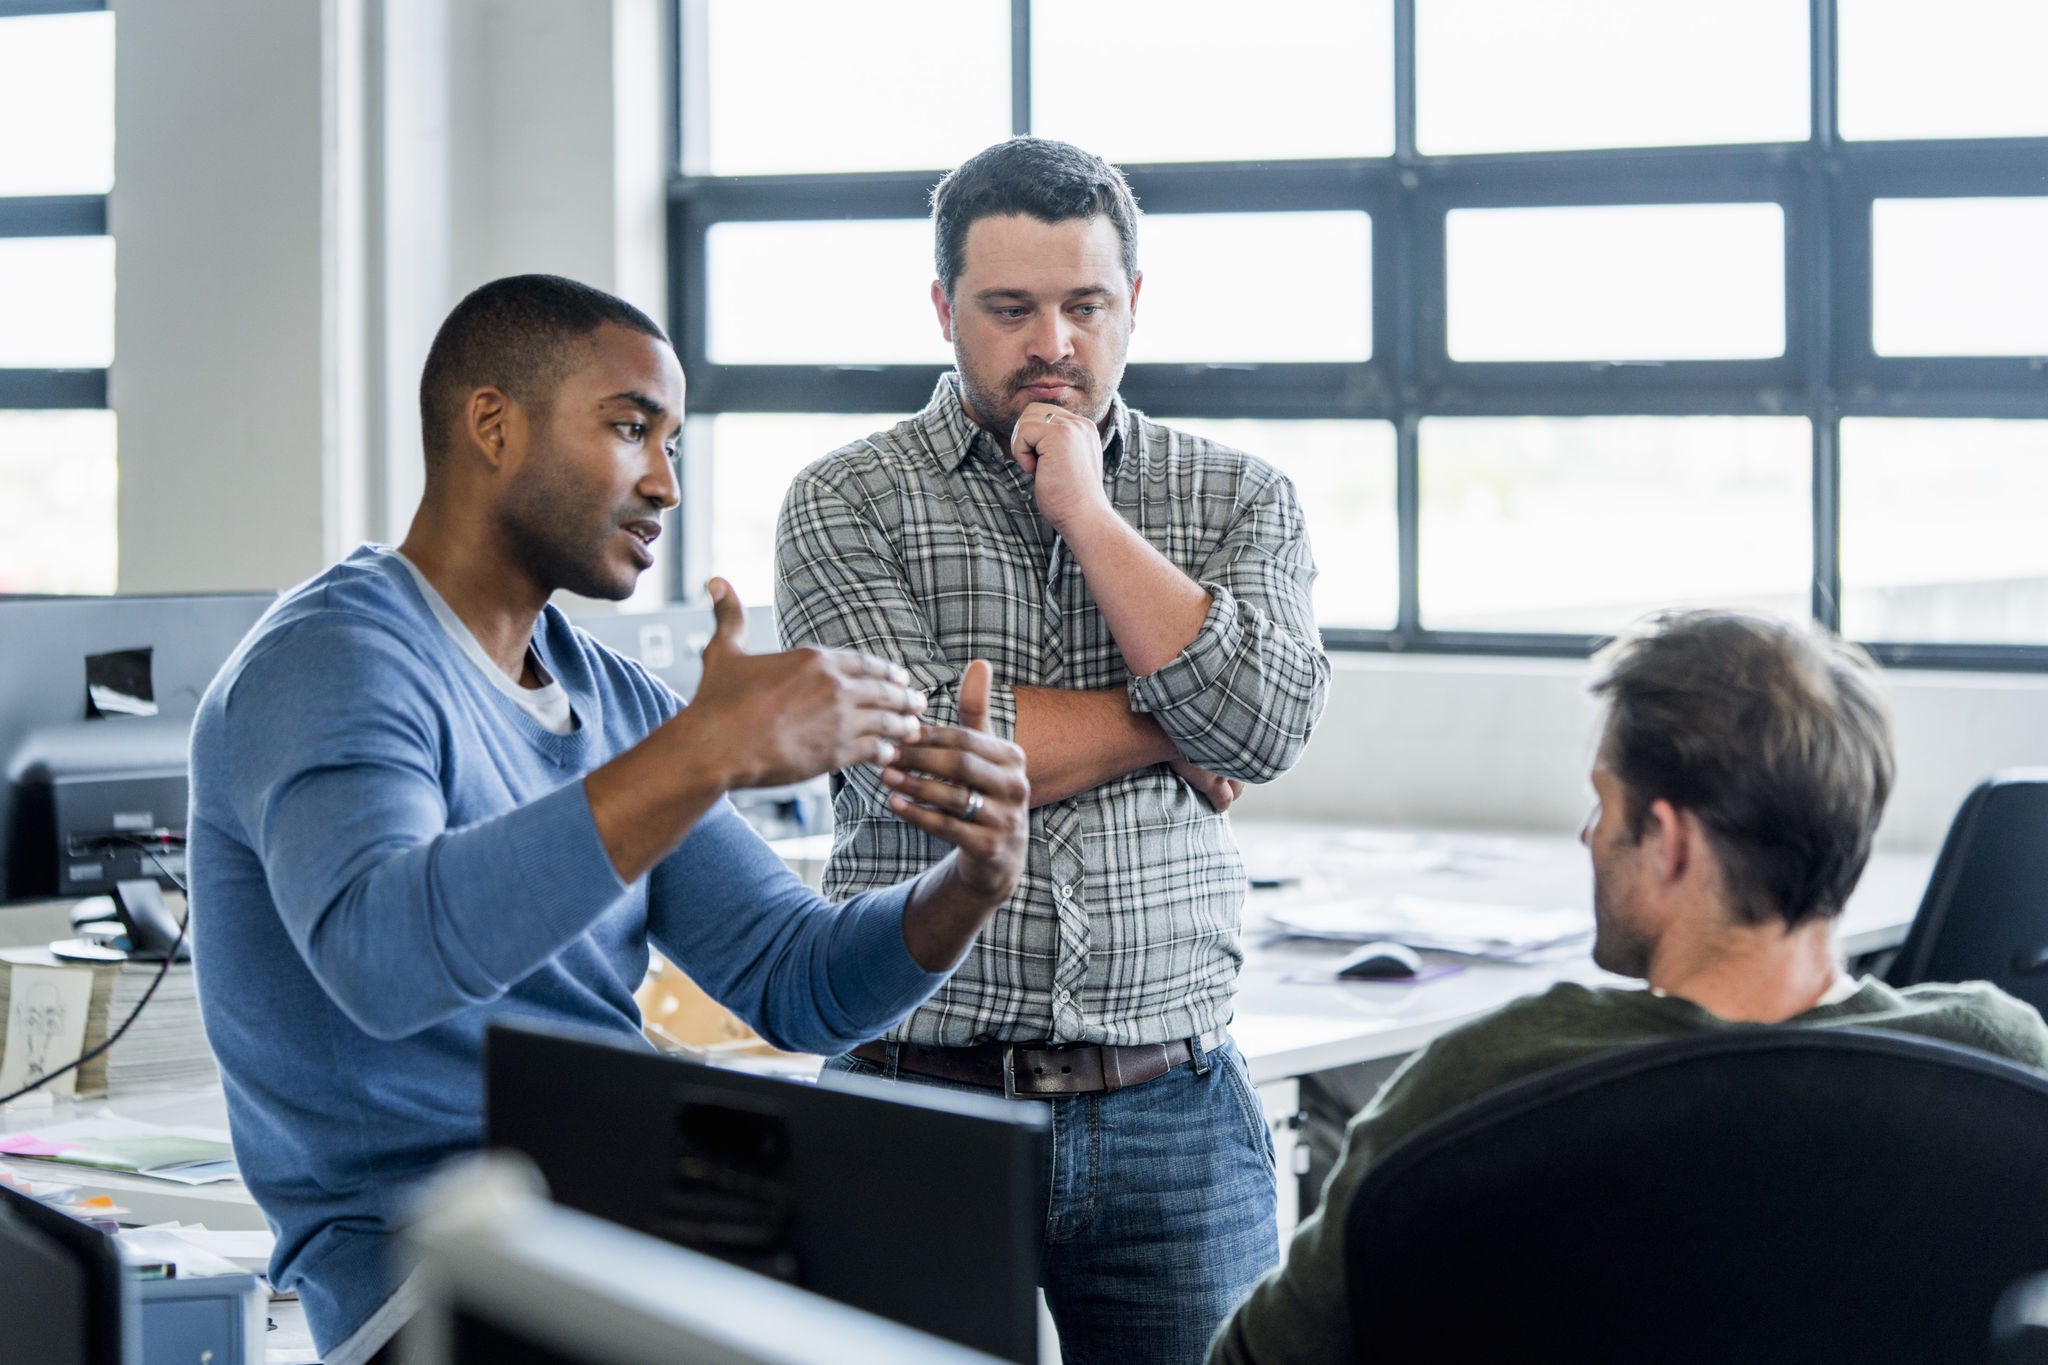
[689,577,927,790]
[880,659,1029,903]
[1009,401,1109,535]
[1170,756,1246,814]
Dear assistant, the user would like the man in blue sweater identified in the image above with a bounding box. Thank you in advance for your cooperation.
[187,275,1030,1364]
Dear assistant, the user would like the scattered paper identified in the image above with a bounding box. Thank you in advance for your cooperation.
[1266,894,1593,961]
[131,1223,275,1274]
[0,1116,239,1184]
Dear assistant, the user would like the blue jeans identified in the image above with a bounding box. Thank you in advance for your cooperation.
[824,1037,1278,1365]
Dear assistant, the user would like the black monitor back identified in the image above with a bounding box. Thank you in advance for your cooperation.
[485,1022,1049,1364]
[0,592,273,901]
[0,1180,134,1364]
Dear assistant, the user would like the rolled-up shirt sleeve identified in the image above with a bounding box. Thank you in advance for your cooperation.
[1127,465,1328,783]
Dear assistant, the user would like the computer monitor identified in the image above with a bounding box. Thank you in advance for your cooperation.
[0,592,273,904]
[0,1179,135,1364]
[484,1022,1050,1364]
[570,603,829,840]
[568,601,775,702]
[402,1154,1003,1365]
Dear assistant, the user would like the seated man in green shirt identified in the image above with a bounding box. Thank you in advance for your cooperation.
[1209,608,2048,1365]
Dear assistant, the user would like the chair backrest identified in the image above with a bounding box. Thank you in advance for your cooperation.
[1342,1029,2048,1365]
[1888,771,2048,1013]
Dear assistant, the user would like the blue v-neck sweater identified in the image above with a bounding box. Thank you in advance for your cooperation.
[187,546,944,1352]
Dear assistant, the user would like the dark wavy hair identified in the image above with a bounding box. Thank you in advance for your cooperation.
[931,137,1140,297]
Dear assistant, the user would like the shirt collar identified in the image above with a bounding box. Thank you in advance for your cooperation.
[920,372,1131,477]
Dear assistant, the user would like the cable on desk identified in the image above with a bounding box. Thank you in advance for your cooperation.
[0,837,192,1109]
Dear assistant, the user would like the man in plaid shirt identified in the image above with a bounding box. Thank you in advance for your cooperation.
[775,137,1329,1364]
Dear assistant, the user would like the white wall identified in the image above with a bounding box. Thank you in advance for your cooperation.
[107,2,2048,853]
[112,0,332,594]
[1238,653,2048,853]
[111,0,667,595]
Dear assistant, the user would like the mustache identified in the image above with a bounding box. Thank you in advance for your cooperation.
[1008,361,1092,391]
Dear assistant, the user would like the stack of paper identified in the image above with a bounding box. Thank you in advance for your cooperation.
[1266,894,1594,962]
[100,960,218,1094]
[0,948,220,1097]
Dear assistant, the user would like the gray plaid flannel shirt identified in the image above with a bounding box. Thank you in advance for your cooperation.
[775,374,1329,1046]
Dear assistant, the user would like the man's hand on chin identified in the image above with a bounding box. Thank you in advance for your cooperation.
[1009,400,1110,535]
[883,659,1031,969]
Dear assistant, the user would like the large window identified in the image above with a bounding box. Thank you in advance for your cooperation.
[0,1,115,594]
[669,0,2048,667]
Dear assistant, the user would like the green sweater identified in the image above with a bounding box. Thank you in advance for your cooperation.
[1207,978,2048,1365]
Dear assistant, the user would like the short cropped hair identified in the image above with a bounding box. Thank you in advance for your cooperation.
[418,274,666,473]
[930,137,1140,297]
[1589,610,1895,929]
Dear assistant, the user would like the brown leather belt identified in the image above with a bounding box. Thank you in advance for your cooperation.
[850,1027,1230,1098]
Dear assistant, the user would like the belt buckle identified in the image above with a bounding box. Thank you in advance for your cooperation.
[1001,1044,1019,1100]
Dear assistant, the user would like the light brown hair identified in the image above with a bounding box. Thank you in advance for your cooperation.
[1589,610,1895,929]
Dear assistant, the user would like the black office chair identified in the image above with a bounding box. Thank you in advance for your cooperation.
[1887,771,2048,1014]
[1342,1029,2048,1364]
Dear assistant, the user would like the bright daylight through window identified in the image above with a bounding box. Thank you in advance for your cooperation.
[0,5,116,594]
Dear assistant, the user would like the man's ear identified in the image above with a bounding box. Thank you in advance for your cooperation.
[932,280,955,343]
[464,386,514,470]
[1643,797,1695,886]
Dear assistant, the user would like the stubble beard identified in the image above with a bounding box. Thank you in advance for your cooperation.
[957,355,1105,441]
[1590,875,1654,978]
[499,451,637,603]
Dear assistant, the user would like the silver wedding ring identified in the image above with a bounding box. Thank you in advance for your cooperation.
[961,789,984,822]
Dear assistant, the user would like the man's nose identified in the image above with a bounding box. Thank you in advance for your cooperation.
[1026,310,1073,363]
[643,448,681,511]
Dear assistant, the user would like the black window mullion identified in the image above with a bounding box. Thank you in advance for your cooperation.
[1812,416,1842,629]
[1805,0,1843,630]
[0,0,105,15]
[1391,0,1420,640]
[662,0,2048,668]
[1011,0,1031,136]
[0,369,107,408]
[0,195,105,238]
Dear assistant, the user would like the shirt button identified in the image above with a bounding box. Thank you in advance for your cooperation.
[1056,989,1071,1004]
[1057,884,1073,899]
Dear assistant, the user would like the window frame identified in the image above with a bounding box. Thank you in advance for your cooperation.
[666,0,2048,670]
[0,0,109,411]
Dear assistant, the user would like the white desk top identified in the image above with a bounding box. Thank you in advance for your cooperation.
[0,822,1933,1212]
[1227,820,1930,1085]
[0,1083,268,1231]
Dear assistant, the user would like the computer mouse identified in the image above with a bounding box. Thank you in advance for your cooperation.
[1336,940,1423,980]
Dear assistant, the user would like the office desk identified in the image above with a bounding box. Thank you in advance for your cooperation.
[0,1083,265,1231]
[0,821,1932,1356]
[1228,820,1929,1086]
[1220,821,1928,1237]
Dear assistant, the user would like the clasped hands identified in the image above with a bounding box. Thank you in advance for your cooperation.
[691,580,1028,896]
